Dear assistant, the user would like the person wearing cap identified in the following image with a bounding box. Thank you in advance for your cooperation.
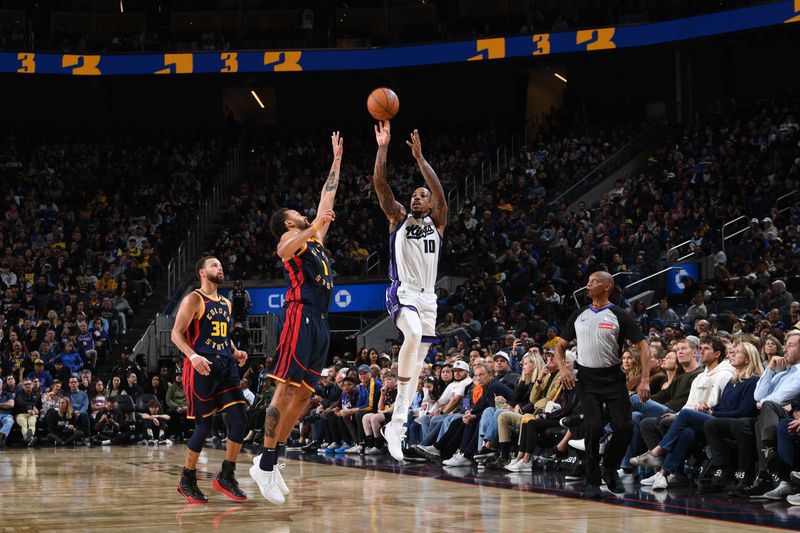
[26,359,53,391]
[555,271,651,498]
[379,353,393,369]
[762,217,778,241]
[492,351,520,390]
[621,336,702,475]
[413,360,473,453]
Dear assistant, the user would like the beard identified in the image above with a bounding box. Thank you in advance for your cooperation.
[209,272,224,284]
[297,219,311,230]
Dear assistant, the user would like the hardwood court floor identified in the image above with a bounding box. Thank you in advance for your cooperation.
[0,446,795,532]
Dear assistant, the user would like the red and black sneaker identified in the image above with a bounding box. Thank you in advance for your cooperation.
[177,469,208,503]
[213,461,247,501]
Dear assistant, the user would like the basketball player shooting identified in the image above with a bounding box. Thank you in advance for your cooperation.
[171,257,249,503]
[250,131,343,504]
[373,121,448,461]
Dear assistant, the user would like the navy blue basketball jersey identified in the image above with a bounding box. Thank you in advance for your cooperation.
[282,238,333,313]
[186,290,233,357]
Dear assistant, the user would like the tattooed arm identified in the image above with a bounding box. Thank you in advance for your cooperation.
[314,131,344,242]
[373,121,406,231]
[407,128,448,234]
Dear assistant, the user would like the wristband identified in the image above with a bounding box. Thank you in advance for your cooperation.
[189,354,201,362]
[333,156,342,161]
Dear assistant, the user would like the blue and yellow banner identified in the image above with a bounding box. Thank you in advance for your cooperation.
[2,0,798,76]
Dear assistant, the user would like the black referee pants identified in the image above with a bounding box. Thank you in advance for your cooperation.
[575,363,632,486]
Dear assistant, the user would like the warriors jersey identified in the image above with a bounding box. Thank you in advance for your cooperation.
[282,238,333,313]
[185,290,232,357]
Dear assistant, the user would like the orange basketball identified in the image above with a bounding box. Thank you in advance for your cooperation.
[367,87,399,121]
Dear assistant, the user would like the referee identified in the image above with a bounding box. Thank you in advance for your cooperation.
[555,271,650,498]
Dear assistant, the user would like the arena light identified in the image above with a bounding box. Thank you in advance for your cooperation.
[250,90,265,109]
[119,0,124,13]
[554,73,568,83]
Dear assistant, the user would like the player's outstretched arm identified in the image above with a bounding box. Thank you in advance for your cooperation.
[373,121,406,230]
[406,129,448,233]
[171,292,211,376]
[315,131,343,242]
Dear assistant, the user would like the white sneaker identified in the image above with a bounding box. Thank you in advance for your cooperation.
[163,439,173,446]
[101,440,111,446]
[506,460,532,472]
[444,452,472,467]
[251,455,289,496]
[651,471,668,490]
[641,472,660,486]
[345,444,363,454]
[504,458,521,471]
[630,451,662,468]
[365,447,382,455]
[381,423,407,462]
[568,439,585,452]
[764,481,797,501]
[249,465,285,504]
[443,451,465,466]
[617,469,635,484]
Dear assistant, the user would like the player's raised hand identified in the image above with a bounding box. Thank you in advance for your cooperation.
[316,208,336,227]
[332,131,343,159]
[374,121,391,147]
[189,354,212,376]
[233,349,248,368]
[406,129,423,160]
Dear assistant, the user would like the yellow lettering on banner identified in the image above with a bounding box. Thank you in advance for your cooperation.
[786,0,800,23]
[531,34,551,56]
[155,54,194,74]
[62,55,101,75]
[576,28,617,51]
[17,53,35,73]
[264,51,303,71]
[220,52,239,73]
[467,38,506,61]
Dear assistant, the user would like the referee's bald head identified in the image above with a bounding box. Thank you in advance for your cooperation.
[587,271,614,300]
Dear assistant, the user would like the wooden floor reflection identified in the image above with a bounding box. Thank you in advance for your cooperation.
[0,447,791,532]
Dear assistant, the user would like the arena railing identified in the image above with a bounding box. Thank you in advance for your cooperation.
[166,146,240,296]
[721,216,750,255]
[548,123,662,208]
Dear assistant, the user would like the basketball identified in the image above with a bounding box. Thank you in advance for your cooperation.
[367,87,399,121]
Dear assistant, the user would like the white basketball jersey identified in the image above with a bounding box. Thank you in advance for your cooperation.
[388,215,441,292]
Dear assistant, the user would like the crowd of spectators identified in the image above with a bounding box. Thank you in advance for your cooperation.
[0,132,231,448]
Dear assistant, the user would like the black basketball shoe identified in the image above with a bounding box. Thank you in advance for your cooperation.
[213,460,247,501]
[177,469,208,503]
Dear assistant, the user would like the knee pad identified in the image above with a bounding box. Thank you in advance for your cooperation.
[188,416,213,453]
[225,403,248,444]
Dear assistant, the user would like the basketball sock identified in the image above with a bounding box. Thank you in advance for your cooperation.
[276,442,286,458]
[366,436,375,448]
[182,467,196,478]
[499,442,511,458]
[259,447,277,472]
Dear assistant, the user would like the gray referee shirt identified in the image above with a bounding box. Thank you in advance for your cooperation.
[561,304,645,369]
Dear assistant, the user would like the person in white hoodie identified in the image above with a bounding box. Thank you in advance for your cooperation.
[632,337,733,486]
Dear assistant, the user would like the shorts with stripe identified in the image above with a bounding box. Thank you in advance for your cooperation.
[268,302,329,392]
[183,353,246,419]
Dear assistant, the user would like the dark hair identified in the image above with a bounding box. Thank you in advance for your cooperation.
[195,256,215,279]
[106,396,117,405]
[269,208,290,239]
[147,400,160,409]
[701,337,727,363]
[343,376,358,385]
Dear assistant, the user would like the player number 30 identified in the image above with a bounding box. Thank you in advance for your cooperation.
[211,321,228,337]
